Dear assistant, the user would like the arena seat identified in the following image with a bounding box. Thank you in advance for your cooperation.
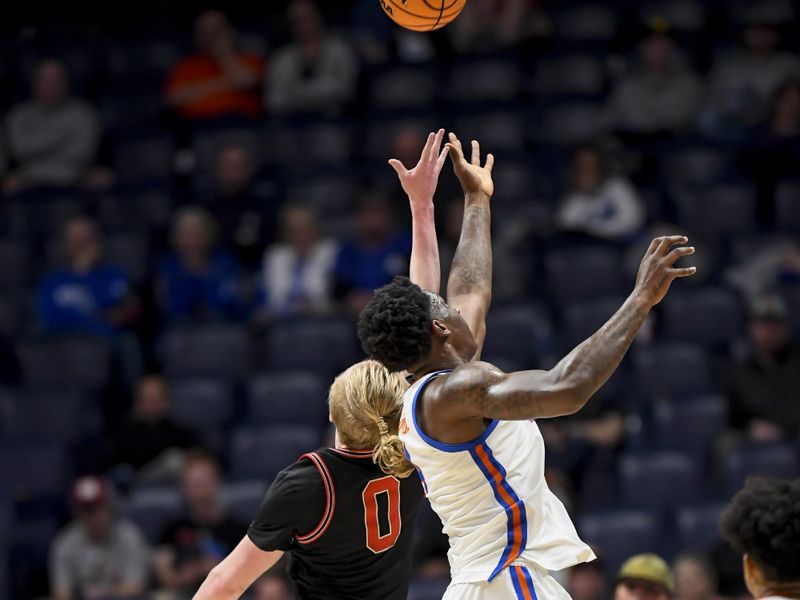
[170,378,234,431]
[661,287,744,347]
[455,111,526,152]
[0,442,66,500]
[537,102,609,145]
[483,304,552,366]
[533,54,605,97]
[652,395,726,459]
[546,246,624,301]
[1,388,95,443]
[103,232,151,283]
[775,179,800,232]
[676,183,756,236]
[562,296,628,349]
[18,336,112,391]
[162,324,251,381]
[449,60,521,102]
[247,372,328,427]
[0,239,30,291]
[370,67,437,109]
[578,510,660,572]
[724,443,800,494]
[265,318,359,378]
[634,343,713,398]
[113,133,176,184]
[222,480,269,523]
[230,425,321,482]
[552,4,618,41]
[676,504,726,553]
[124,486,183,544]
[619,452,700,510]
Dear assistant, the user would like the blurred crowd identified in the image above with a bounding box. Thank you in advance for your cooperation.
[0,0,799,598]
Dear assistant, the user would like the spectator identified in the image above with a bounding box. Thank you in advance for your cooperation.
[568,559,610,600]
[38,216,138,336]
[556,145,646,241]
[157,207,243,323]
[615,554,675,600]
[257,203,337,318]
[720,477,800,600]
[707,17,800,129]
[334,193,411,315]
[154,450,247,598]
[266,0,359,115]
[3,59,101,194]
[608,20,703,135]
[725,239,800,299]
[49,476,150,600]
[165,10,264,121]
[107,374,200,479]
[725,295,800,442]
[209,140,282,269]
[674,554,722,600]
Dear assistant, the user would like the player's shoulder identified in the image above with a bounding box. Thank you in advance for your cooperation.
[436,361,505,397]
[272,449,331,492]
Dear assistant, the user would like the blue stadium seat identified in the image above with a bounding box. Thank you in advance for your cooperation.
[578,510,660,572]
[230,426,321,482]
[107,38,183,84]
[619,452,700,510]
[222,480,268,523]
[562,296,627,348]
[724,443,800,494]
[653,396,725,459]
[162,325,251,381]
[370,67,437,109]
[663,147,733,188]
[533,54,605,96]
[449,60,520,102]
[113,133,176,184]
[0,239,30,291]
[676,183,756,236]
[775,180,800,232]
[365,118,437,159]
[0,442,66,499]
[265,318,359,377]
[552,4,618,41]
[123,486,183,544]
[483,304,552,367]
[18,336,112,391]
[455,111,525,152]
[661,287,744,347]
[97,185,173,231]
[290,174,358,218]
[170,378,234,431]
[538,102,609,145]
[0,494,8,599]
[676,504,726,553]
[247,373,328,427]
[545,246,624,301]
[103,233,150,283]
[2,388,95,443]
[634,343,712,398]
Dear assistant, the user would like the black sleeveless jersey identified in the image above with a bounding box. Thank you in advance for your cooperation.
[247,446,425,600]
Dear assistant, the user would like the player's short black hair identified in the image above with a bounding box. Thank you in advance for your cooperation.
[720,477,800,583]
[357,276,433,373]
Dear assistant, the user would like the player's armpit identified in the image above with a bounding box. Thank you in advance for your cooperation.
[193,537,284,600]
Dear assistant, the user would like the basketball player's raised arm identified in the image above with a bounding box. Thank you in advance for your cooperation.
[445,236,697,420]
[390,128,448,293]
[445,133,494,357]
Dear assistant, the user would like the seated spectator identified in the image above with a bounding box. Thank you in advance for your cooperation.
[257,203,337,319]
[608,19,703,135]
[615,554,674,600]
[3,59,101,194]
[719,477,800,600]
[157,207,244,323]
[725,238,800,298]
[449,0,550,53]
[725,295,800,442]
[707,16,799,130]
[568,558,609,600]
[165,10,264,121]
[50,476,150,600]
[209,140,281,269]
[38,216,138,336]
[154,451,247,597]
[673,554,723,600]
[556,145,646,242]
[266,0,359,115]
[334,193,411,315]
[107,374,200,480]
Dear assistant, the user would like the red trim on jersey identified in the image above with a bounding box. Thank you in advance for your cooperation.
[295,452,336,544]
[332,447,374,458]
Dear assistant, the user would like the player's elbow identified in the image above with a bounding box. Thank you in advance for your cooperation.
[546,373,592,416]
[201,566,244,600]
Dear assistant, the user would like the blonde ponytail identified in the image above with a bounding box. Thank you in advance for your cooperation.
[328,360,415,478]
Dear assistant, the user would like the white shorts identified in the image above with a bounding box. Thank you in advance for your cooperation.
[442,563,572,600]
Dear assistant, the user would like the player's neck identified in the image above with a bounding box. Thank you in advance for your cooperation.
[409,355,462,381]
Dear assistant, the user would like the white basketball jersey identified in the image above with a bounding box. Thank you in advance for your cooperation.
[400,370,596,585]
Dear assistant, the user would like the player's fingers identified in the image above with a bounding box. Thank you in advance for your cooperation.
[644,237,662,256]
[471,140,480,165]
[665,245,695,264]
[430,128,445,161]
[445,142,462,163]
[668,266,697,278]
[656,235,688,256]
[448,132,462,154]
[421,132,435,163]
[436,147,448,172]
[484,153,494,173]
[387,158,406,175]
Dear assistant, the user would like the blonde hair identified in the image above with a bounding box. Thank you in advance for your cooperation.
[328,360,414,478]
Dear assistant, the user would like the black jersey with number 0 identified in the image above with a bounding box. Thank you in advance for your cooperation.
[247,446,424,600]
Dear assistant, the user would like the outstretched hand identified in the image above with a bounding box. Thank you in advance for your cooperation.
[633,235,697,307]
[388,128,448,208]
[445,132,494,199]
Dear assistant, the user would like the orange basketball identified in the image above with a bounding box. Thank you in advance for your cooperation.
[378,0,467,31]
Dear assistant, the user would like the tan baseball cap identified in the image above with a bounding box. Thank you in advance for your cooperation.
[617,554,675,595]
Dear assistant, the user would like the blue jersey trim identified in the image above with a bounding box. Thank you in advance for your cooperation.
[411,369,499,453]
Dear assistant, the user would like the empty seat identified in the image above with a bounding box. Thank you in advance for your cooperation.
[553,4,618,41]
[247,372,328,427]
[663,147,732,188]
[724,443,800,494]
[634,343,712,398]
[533,54,605,96]
[546,246,624,301]
[18,336,112,391]
[222,480,268,522]
[676,504,725,553]
[265,319,359,377]
[775,179,800,232]
[365,118,437,159]
[619,452,700,510]
[113,134,176,183]
[0,239,30,290]
[539,103,609,145]
[2,388,95,442]
[562,296,627,349]
[578,510,660,571]
[162,325,251,381]
[370,68,437,109]
[483,305,551,366]
[103,233,150,283]
[449,61,520,102]
[661,287,744,346]
[676,184,756,237]
[640,0,706,32]
[170,378,234,431]
[653,396,726,458]
[0,442,66,499]
[455,111,525,152]
[230,426,320,481]
[124,486,183,543]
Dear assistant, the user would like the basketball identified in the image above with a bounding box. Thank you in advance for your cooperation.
[379,0,467,31]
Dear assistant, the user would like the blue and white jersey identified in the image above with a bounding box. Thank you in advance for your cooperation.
[400,370,595,585]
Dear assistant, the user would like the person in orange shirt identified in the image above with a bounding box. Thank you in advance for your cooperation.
[165,10,264,121]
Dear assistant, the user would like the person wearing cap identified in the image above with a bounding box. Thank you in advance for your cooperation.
[720,477,800,600]
[49,476,150,600]
[615,554,675,600]
[725,294,800,442]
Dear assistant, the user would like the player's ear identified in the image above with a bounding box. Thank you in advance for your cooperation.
[431,319,450,339]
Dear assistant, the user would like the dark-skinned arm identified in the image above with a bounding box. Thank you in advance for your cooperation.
[445,134,495,357]
[442,235,697,420]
